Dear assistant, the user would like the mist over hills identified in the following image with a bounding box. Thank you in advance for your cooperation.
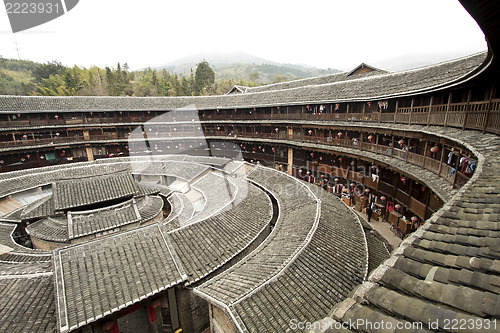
[155,50,483,84]
[157,51,341,84]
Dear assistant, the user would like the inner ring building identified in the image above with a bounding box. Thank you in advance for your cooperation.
[0,0,499,332]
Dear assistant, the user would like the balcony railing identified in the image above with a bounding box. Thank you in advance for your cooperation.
[2,99,500,134]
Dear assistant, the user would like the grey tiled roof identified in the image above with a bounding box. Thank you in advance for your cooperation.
[244,65,388,94]
[0,260,52,275]
[52,171,138,210]
[53,223,185,333]
[194,169,368,333]
[133,160,209,182]
[0,53,486,112]
[136,182,162,196]
[26,196,163,242]
[136,195,164,222]
[189,172,239,223]
[67,199,141,239]
[167,179,273,284]
[0,222,51,254]
[26,216,69,243]
[183,155,230,167]
[365,232,390,274]
[163,193,195,231]
[0,162,130,199]
[0,275,57,333]
[21,195,54,220]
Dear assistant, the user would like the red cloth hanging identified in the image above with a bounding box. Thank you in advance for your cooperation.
[148,305,157,322]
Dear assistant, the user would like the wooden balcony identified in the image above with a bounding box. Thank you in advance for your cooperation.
[2,99,500,135]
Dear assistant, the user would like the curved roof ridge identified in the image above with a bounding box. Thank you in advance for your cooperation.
[245,71,347,92]
[241,51,488,97]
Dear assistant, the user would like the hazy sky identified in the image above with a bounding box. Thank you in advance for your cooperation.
[0,0,487,71]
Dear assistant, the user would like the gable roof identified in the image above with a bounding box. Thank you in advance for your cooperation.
[226,85,248,95]
[347,63,387,76]
[52,172,138,211]
[67,198,142,239]
[53,223,185,333]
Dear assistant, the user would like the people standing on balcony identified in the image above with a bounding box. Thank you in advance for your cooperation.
[447,151,459,168]
[370,165,380,183]
[366,205,373,222]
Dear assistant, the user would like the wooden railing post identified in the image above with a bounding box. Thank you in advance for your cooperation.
[394,100,399,123]
[409,98,414,125]
[484,84,495,134]
[405,138,410,163]
[462,88,472,130]
[391,135,395,157]
[426,96,433,126]
[444,91,452,127]
[437,145,445,176]
[422,141,428,168]
[452,150,462,189]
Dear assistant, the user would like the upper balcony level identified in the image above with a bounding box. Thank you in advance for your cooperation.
[0,51,497,133]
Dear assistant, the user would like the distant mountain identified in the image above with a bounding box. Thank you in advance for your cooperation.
[163,51,275,67]
[157,52,341,84]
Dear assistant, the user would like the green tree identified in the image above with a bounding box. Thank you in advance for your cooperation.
[273,74,288,83]
[248,71,260,82]
[64,66,84,95]
[32,61,66,83]
[194,60,215,95]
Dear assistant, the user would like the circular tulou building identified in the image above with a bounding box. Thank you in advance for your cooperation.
[0,1,500,332]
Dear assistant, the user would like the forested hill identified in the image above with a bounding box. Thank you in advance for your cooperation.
[161,62,340,85]
[0,57,340,97]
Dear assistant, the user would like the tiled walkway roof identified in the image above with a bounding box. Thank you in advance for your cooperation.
[243,65,388,94]
[166,175,273,284]
[194,167,368,332]
[132,160,209,182]
[0,53,486,112]
[189,172,239,223]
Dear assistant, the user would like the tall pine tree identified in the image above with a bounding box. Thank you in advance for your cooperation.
[193,60,215,96]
